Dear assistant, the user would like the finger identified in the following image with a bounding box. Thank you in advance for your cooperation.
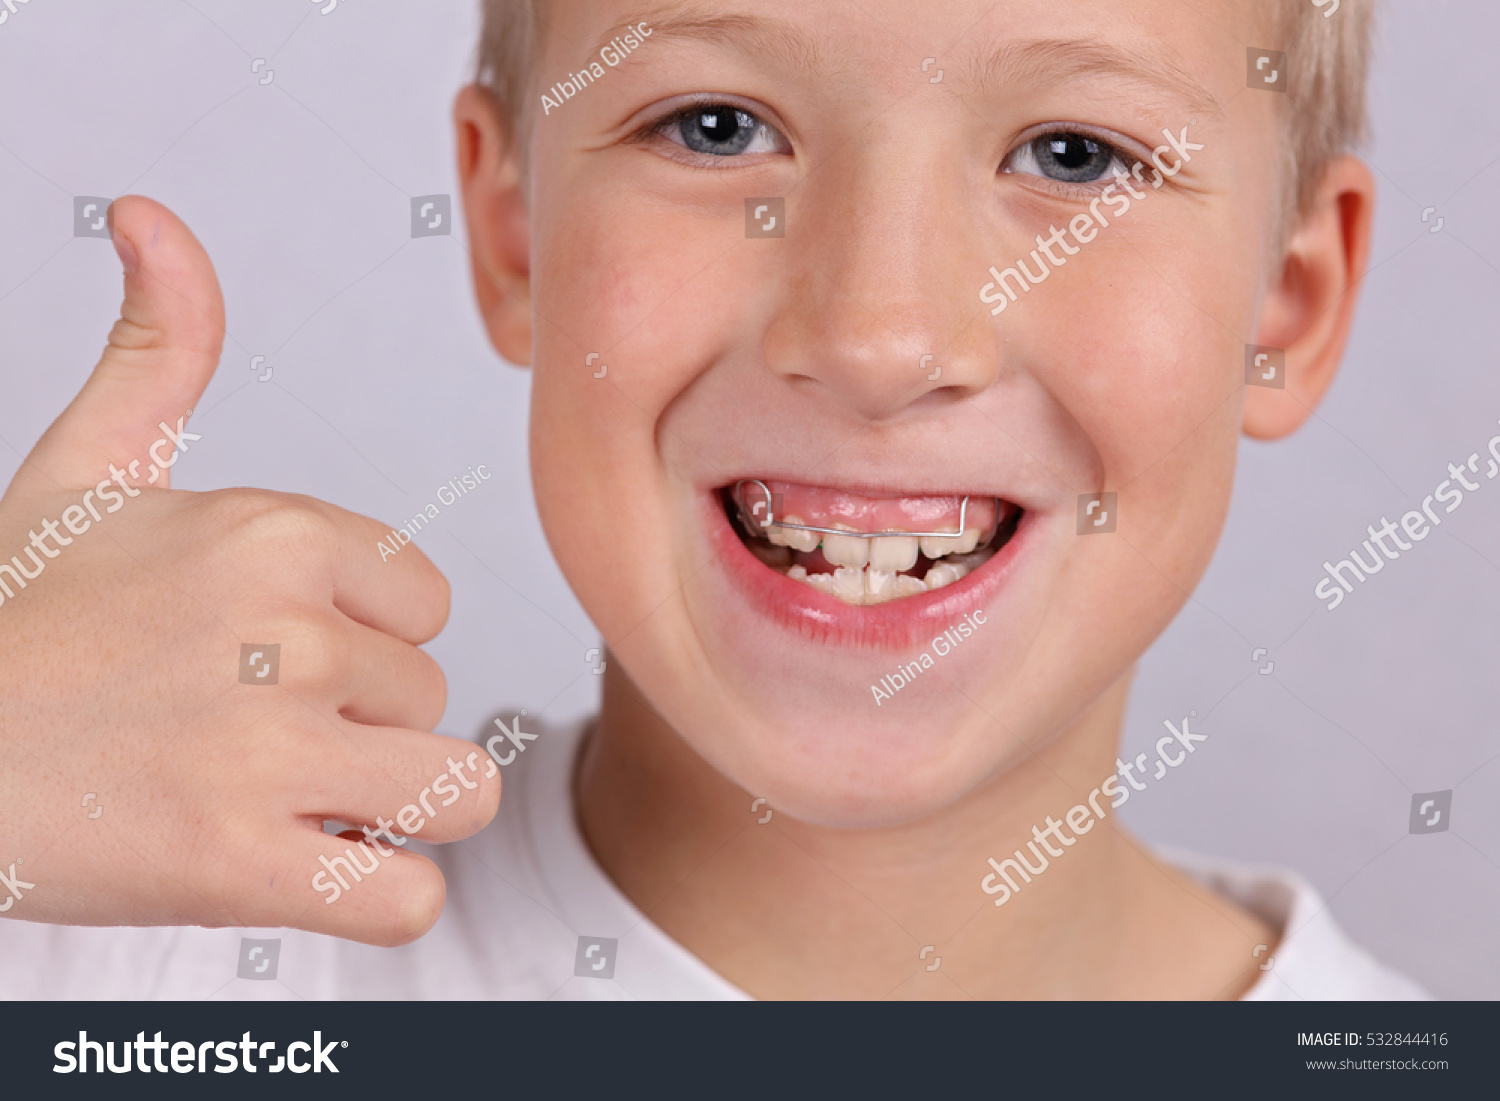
[334,616,448,732]
[7,196,224,502]
[278,831,448,948]
[305,496,452,645]
[305,721,502,846]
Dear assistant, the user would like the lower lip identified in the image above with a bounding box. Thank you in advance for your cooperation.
[706,493,1034,651]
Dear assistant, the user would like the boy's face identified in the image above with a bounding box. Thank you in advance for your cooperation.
[512,0,1283,826]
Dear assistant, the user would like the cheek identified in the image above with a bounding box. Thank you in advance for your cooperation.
[527,179,754,633]
[1031,225,1251,467]
[531,161,757,372]
[1022,228,1253,599]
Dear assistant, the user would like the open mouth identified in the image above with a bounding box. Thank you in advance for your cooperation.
[722,479,1024,607]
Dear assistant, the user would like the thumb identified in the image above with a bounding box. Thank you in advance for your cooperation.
[7,195,225,501]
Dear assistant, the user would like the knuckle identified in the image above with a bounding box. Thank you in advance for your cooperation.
[410,653,448,729]
[199,487,283,528]
[105,315,166,355]
[394,549,452,643]
[210,491,340,561]
[256,610,350,689]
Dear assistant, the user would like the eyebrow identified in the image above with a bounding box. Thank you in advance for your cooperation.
[594,9,824,73]
[971,38,1224,118]
[603,13,1222,118]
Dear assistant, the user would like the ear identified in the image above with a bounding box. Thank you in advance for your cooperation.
[1243,155,1376,440]
[454,83,532,367]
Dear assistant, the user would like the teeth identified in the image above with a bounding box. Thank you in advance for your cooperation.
[894,574,928,598]
[785,555,991,604]
[924,561,969,591]
[918,534,954,558]
[786,566,837,598]
[821,526,870,569]
[797,569,834,595]
[830,566,866,603]
[869,534,919,572]
[864,568,898,604]
[772,515,820,553]
[920,527,982,559]
[762,501,1004,605]
[948,551,991,574]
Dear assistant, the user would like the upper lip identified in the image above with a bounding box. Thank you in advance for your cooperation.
[715,475,1032,510]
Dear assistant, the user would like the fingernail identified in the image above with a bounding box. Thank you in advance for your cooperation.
[106,202,138,273]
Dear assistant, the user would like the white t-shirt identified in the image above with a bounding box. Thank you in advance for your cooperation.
[0,718,1427,1001]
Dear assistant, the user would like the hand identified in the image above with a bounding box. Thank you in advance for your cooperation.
[0,197,499,946]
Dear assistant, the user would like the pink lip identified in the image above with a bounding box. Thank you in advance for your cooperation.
[706,490,1034,651]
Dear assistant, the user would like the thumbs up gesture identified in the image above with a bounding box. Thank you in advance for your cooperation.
[0,197,499,945]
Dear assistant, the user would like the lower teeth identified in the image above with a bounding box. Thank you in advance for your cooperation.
[782,548,993,604]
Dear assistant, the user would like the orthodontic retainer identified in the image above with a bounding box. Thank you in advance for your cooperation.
[733,478,998,541]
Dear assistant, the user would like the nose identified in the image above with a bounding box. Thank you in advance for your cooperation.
[760,146,1001,421]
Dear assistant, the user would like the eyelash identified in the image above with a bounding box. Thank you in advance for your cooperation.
[1000,130,1143,197]
[633,104,1146,196]
[634,102,790,168]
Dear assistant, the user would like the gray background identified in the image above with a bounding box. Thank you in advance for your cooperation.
[0,1,1494,998]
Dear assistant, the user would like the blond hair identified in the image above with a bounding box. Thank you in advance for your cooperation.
[1273,0,1375,226]
[475,0,1374,225]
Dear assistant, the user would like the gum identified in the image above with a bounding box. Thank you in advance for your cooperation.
[736,479,1001,537]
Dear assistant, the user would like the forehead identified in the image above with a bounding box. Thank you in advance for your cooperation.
[539,0,1261,105]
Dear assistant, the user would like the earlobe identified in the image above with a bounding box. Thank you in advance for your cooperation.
[453,83,533,368]
[1243,156,1376,440]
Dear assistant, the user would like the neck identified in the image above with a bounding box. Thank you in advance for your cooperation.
[575,664,1272,999]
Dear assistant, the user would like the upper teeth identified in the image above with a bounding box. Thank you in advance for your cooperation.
[920,528,980,558]
[744,502,1005,607]
[869,535,920,572]
[821,526,870,569]
[766,515,821,553]
[771,522,983,563]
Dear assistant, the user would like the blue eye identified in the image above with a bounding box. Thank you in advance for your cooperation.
[664,104,787,157]
[1004,131,1130,184]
